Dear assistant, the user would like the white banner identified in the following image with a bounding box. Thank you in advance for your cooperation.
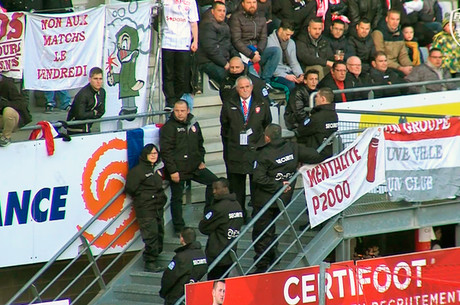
[300,128,386,227]
[23,7,105,90]
[0,126,161,268]
[0,11,25,79]
[384,117,460,201]
[101,1,154,131]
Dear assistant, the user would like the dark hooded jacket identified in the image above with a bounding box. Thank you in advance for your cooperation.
[125,144,167,216]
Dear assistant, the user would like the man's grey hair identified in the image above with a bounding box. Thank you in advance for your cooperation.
[235,75,253,87]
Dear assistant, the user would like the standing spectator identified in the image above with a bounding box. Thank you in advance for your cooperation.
[346,56,372,100]
[160,100,218,234]
[197,1,239,86]
[369,51,408,97]
[371,9,413,76]
[220,76,272,222]
[0,75,32,147]
[272,0,317,37]
[284,69,319,131]
[416,0,442,46]
[347,18,376,72]
[405,48,458,93]
[402,25,422,66]
[252,123,298,273]
[229,0,280,83]
[348,0,382,29]
[66,67,105,135]
[296,17,334,80]
[44,90,72,113]
[220,57,270,103]
[296,87,338,158]
[318,61,355,102]
[161,0,199,110]
[266,20,304,93]
[125,144,167,273]
[199,178,244,280]
[159,227,208,305]
[432,18,460,78]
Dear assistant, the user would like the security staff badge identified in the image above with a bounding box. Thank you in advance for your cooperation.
[191,125,196,133]
[255,106,260,113]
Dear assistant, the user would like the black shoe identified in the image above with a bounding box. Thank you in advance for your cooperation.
[145,262,163,273]
[45,103,54,114]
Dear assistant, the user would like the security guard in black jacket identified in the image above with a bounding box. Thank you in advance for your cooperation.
[160,227,208,305]
[160,100,218,233]
[199,178,244,280]
[220,75,272,221]
[296,87,338,159]
[125,144,167,273]
[252,123,299,273]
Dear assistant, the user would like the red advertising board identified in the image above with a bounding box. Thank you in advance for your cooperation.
[185,247,460,305]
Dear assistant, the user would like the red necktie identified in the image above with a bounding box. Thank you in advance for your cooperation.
[242,100,248,118]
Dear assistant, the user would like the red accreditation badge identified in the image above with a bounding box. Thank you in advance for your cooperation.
[255,107,260,113]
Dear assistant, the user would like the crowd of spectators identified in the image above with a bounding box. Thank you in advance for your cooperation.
[195,0,458,104]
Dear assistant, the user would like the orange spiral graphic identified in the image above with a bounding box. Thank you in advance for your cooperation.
[77,138,139,249]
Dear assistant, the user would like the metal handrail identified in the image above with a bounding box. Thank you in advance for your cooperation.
[173,111,451,305]
[308,77,460,107]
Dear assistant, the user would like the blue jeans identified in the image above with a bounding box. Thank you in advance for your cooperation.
[248,47,281,82]
[44,90,71,109]
[199,62,227,85]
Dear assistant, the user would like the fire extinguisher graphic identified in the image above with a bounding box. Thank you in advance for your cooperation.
[366,131,380,183]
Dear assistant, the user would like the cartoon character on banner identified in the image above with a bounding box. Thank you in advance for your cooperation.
[107,25,145,121]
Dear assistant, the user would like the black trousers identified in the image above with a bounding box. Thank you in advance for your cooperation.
[162,49,191,107]
[136,208,164,263]
[226,172,253,220]
[252,206,279,270]
[169,168,218,232]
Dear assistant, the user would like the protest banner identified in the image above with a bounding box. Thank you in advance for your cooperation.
[0,11,25,79]
[384,117,460,201]
[300,127,386,227]
[23,7,104,90]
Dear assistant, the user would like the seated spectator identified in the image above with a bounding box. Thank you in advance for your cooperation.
[284,69,319,131]
[432,18,460,78]
[229,0,280,83]
[197,1,239,86]
[346,56,372,100]
[348,18,376,72]
[220,57,270,103]
[348,0,382,30]
[326,19,351,62]
[0,75,32,147]
[266,20,304,94]
[296,87,338,159]
[369,51,408,98]
[402,25,422,66]
[66,67,106,135]
[371,9,413,76]
[405,48,458,93]
[317,0,350,35]
[296,17,334,80]
[272,0,317,37]
[318,61,355,102]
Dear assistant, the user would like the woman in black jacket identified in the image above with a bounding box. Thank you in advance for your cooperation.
[125,144,167,272]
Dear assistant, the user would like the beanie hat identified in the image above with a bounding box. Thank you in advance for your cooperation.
[442,18,449,29]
